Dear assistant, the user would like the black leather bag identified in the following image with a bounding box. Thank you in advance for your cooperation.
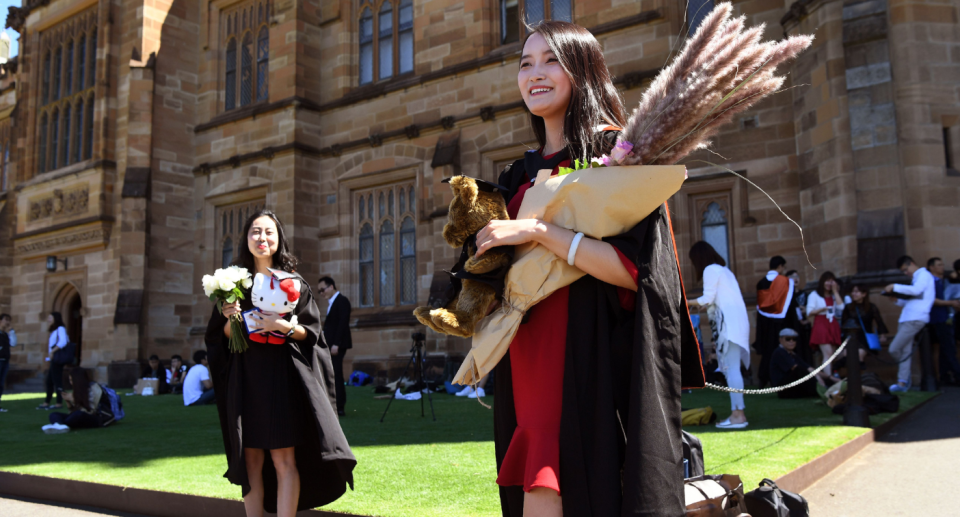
[52,342,77,365]
[744,478,809,517]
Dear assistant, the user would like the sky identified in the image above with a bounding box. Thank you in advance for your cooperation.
[0,0,19,58]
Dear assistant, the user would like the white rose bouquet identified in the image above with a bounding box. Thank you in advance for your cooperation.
[202,266,254,353]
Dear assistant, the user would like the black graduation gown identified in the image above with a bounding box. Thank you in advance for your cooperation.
[494,156,705,517]
[204,273,356,513]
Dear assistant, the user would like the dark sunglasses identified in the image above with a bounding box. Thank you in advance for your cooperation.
[782,337,797,342]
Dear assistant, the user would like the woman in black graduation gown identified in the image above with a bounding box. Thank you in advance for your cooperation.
[474,21,704,517]
[205,209,355,517]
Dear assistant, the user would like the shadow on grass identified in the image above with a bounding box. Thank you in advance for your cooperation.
[0,387,495,471]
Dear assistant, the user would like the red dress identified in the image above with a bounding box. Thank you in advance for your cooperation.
[495,153,639,494]
[809,296,842,347]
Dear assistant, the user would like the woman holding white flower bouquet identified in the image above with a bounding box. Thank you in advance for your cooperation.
[204,209,355,517]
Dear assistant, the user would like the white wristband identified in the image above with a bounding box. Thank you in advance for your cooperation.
[567,232,584,266]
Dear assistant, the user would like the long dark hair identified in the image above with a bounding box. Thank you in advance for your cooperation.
[689,241,726,281]
[234,209,299,273]
[849,284,871,306]
[70,367,93,411]
[48,311,65,333]
[816,271,837,298]
[524,21,627,164]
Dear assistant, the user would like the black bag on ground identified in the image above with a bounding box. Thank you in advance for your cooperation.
[864,392,899,413]
[682,430,705,479]
[744,478,809,517]
[859,371,888,394]
[52,342,76,365]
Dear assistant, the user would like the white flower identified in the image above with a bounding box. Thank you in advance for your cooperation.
[217,276,236,292]
[241,277,253,289]
[202,275,218,297]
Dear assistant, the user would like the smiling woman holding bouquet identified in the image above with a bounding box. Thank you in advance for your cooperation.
[475,22,704,516]
[204,210,355,517]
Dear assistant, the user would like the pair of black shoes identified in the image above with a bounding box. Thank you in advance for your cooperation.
[337,409,345,417]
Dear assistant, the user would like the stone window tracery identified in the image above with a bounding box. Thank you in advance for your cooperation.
[358,0,414,86]
[222,0,270,111]
[215,199,264,269]
[36,9,98,175]
[355,181,417,308]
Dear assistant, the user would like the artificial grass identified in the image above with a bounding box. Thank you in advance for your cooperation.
[0,386,935,517]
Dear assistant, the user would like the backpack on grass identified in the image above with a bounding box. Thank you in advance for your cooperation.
[97,384,125,427]
[744,478,809,517]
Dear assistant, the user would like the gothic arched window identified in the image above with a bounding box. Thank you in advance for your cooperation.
[700,202,730,265]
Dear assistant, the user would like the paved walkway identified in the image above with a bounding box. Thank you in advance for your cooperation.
[0,496,147,517]
[804,386,960,516]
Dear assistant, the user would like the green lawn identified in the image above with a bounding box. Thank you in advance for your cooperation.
[0,386,935,517]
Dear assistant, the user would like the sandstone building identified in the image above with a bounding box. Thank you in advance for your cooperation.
[1,0,958,385]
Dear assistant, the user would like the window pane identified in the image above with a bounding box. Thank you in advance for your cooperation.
[399,31,413,74]
[399,0,414,73]
[687,0,714,36]
[379,192,385,219]
[360,225,374,261]
[39,114,48,173]
[525,0,545,26]
[360,8,374,85]
[257,27,269,102]
[51,111,59,170]
[84,97,94,160]
[42,53,51,105]
[359,196,365,220]
[222,237,234,268]
[379,2,393,80]
[400,222,415,256]
[241,35,253,106]
[62,106,71,166]
[77,37,85,91]
[408,186,415,212]
[380,222,395,306]
[360,263,374,306]
[360,42,374,85]
[89,31,98,88]
[401,258,416,304]
[226,40,237,110]
[388,190,394,216]
[398,189,405,213]
[53,48,62,100]
[367,194,374,219]
[65,42,74,95]
[502,0,520,44]
[74,102,83,163]
[550,0,572,22]
[701,202,729,265]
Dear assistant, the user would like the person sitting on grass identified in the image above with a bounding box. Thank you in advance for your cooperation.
[141,354,170,394]
[43,368,103,434]
[183,350,214,406]
[167,354,187,395]
[770,328,836,399]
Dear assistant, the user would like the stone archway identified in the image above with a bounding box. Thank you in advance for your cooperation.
[52,283,83,364]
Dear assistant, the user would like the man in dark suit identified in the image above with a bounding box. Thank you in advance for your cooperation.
[319,276,352,416]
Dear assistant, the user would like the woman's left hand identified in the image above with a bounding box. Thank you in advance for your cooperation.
[247,312,291,335]
[475,219,541,256]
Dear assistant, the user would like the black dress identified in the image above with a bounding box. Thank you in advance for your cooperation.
[205,272,356,512]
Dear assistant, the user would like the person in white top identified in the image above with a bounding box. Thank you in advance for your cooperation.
[687,241,751,429]
[38,312,70,410]
[883,255,936,393]
[182,350,215,406]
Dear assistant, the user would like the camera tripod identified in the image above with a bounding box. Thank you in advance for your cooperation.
[380,331,437,422]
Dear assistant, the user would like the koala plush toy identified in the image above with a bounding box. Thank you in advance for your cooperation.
[413,175,513,338]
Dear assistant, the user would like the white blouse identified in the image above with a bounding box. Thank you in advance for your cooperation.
[696,264,751,356]
[48,326,68,354]
[806,291,845,322]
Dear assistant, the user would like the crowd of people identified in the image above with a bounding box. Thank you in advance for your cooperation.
[689,241,960,430]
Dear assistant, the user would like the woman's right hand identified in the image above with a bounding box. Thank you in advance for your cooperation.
[222,301,241,318]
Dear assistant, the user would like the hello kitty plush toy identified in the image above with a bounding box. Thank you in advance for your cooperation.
[242,269,301,345]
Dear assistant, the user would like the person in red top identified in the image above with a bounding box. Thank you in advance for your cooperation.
[474,21,703,517]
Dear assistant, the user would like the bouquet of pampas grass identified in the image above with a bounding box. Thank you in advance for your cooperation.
[607,2,813,167]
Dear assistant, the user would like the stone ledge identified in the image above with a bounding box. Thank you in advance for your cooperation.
[0,471,360,517]
[774,391,941,494]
